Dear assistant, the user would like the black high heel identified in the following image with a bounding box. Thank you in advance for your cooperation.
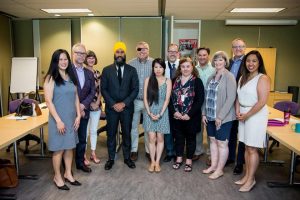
[65,178,81,186]
[53,181,70,190]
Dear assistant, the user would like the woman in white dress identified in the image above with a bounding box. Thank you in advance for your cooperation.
[235,50,270,192]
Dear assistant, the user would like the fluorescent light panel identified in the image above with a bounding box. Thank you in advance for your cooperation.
[231,8,285,13]
[225,19,298,26]
[41,9,92,13]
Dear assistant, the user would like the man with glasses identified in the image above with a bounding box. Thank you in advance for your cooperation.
[194,47,216,164]
[227,38,246,175]
[72,43,95,173]
[129,41,153,162]
[101,42,139,170]
[163,43,179,162]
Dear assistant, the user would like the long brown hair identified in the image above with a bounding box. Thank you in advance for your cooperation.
[174,57,199,79]
[239,50,267,88]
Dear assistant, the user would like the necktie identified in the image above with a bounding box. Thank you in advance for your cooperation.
[118,66,122,85]
[170,63,176,79]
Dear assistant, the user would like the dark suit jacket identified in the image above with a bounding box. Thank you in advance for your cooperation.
[101,63,139,112]
[72,65,96,118]
[228,57,244,83]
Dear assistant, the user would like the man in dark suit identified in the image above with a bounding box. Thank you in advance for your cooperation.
[101,42,139,170]
[72,43,95,173]
[227,38,246,175]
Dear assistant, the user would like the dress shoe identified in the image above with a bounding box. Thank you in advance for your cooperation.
[225,159,235,166]
[77,165,92,173]
[54,181,70,190]
[145,153,151,162]
[90,155,101,164]
[192,154,201,161]
[239,180,256,192]
[163,155,175,162]
[65,178,81,186]
[104,160,114,170]
[209,171,224,180]
[148,163,155,172]
[233,164,243,175]
[124,159,136,169]
[235,179,246,185]
[202,167,215,174]
[155,164,161,173]
[130,152,138,161]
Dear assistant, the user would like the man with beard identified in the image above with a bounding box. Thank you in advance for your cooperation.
[101,42,139,170]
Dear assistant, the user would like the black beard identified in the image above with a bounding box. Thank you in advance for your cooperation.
[114,55,126,67]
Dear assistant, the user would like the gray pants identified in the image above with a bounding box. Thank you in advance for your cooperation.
[194,126,210,155]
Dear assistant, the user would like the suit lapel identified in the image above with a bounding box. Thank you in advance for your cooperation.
[111,65,120,89]
[72,65,82,92]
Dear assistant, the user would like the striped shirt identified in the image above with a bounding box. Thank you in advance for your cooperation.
[129,57,153,100]
[206,77,221,121]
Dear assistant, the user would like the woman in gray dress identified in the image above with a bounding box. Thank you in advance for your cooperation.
[143,58,172,172]
[44,49,81,190]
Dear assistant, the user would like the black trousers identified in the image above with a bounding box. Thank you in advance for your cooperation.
[75,118,89,168]
[106,109,133,160]
[173,119,197,159]
[228,120,245,165]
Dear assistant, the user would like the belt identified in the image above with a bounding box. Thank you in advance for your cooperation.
[136,97,143,101]
[240,104,252,108]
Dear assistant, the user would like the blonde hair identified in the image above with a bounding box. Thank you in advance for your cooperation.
[136,41,149,50]
[212,51,229,68]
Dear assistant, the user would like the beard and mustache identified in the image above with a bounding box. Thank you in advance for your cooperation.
[114,55,126,67]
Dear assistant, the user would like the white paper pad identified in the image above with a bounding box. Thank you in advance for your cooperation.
[6,115,30,120]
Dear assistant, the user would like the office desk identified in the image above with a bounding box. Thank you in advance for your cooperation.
[267,107,300,187]
[0,106,48,175]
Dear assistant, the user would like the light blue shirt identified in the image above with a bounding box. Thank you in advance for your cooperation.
[196,62,216,87]
[230,56,244,79]
[75,65,85,89]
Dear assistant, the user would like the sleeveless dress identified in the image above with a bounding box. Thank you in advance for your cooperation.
[143,79,170,134]
[48,80,79,151]
[237,73,268,148]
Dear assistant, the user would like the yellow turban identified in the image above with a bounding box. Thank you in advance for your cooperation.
[113,42,127,53]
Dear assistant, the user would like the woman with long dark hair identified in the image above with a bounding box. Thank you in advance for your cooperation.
[143,58,172,172]
[44,49,81,190]
[234,50,270,192]
[170,57,204,172]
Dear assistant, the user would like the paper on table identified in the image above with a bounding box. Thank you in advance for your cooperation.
[272,118,284,122]
[6,115,30,120]
[290,118,300,124]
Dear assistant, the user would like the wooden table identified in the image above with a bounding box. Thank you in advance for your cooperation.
[0,105,49,175]
[266,107,300,187]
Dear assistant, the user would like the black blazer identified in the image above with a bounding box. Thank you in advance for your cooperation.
[169,77,204,133]
[101,63,139,112]
[228,58,244,83]
[72,65,96,118]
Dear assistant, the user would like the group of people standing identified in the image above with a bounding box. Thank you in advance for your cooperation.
[44,38,270,193]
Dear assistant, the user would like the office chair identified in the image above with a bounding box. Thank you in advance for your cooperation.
[269,101,300,153]
[6,99,46,154]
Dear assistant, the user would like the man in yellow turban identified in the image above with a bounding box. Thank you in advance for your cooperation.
[101,41,139,170]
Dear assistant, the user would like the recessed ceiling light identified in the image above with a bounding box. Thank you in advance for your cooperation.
[54,14,61,17]
[231,8,285,13]
[88,13,94,16]
[41,9,92,13]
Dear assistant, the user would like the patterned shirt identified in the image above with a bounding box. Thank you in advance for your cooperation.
[205,77,221,121]
[129,57,153,100]
[196,62,216,87]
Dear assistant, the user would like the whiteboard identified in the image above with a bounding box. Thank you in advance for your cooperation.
[10,57,38,94]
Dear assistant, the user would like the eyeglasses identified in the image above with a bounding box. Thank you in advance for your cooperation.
[168,51,178,54]
[74,51,87,56]
[137,47,148,52]
[232,46,245,49]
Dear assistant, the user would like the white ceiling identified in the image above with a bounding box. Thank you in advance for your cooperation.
[0,0,300,20]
